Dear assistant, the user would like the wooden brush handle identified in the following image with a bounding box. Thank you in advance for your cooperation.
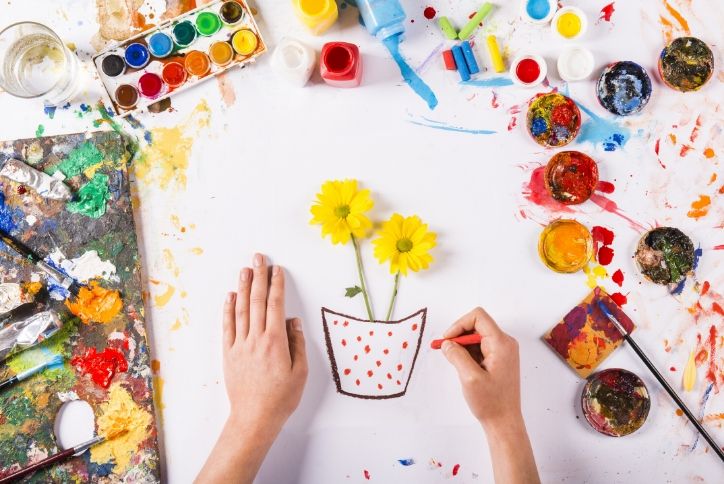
[0,448,75,483]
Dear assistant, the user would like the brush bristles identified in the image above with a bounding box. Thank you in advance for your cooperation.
[105,428,128,440]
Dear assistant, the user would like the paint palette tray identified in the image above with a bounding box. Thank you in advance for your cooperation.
[92,0,265,115]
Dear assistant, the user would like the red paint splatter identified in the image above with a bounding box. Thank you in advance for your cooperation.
[364,344,371,353]
[705,325,719,390]
[353,354,358,361]
[356,335,362,342]
[387,372,392,379]
[589,194,648,232]
[363,469,371,480]
[610,292,627,306]
[714,245,724,250]
[680,144,694,156]
[402,341,408,349]
[507,116,518,131]
[592,226,615,246]
[71,347,128,389]
[343,321,349,326]
[423,6,436,19]
[387,331,393,336]
[491,92,499,108]
[369,330,374,336]
[690,115,702,143]
[383,348,389,354]
[377,383,383,389]
[654,138,660,155]
[701,281,710,296]
[344,368,351,375]
[670,366,676,371]
[397,363,403,371]
[713,302,724,316]
[356,379,360,385]
[341,339,347,346]
[599,2,615,22]
[522,166,573,212]
[376,360,382,367]
[452,464,461,476]
[412,324,418,331]
[612,269,624,287]
[17,185,27,195]
[597,246,614,265]
[596,181,615,194]
[695,349,707,366]
[367,370,374,377]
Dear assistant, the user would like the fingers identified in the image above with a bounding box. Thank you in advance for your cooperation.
[235,267,252,339]
[265,265,286,335]
[287,318,308,377]
[443,307,504,340]
[442,341,487,380]
[249,253,270,336]
[222,292,236,349]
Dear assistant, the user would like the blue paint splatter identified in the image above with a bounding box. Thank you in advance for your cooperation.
[398,458,415,466]
[0,192,20,234]
[79,103,91,112]
[382,34,438,109]
[693,247,702,270]
[61,102,71,109]
[691,383,714,452]
[409,117,495,135]
[670,279,686,295]
[44,106,57,119]
[461,76,514,88]
[575,101,631,151]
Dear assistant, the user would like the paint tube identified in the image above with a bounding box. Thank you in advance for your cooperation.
[0,158,72,201]
[0,310,61,362]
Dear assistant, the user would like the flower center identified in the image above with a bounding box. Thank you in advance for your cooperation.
[334,204,351,219]
[396,238,413,253]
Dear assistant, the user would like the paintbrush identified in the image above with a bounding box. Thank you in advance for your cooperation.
[0,230,80,296]
[598,299,724,462]
[0,429,128,483]
[0,355,63,392]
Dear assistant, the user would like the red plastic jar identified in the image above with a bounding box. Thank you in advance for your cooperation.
[320,42,362,88]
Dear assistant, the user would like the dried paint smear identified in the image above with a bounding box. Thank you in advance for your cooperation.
[66,281,123,324]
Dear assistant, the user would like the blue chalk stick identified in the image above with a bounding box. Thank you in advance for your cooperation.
[451,45,470,82]
[460,41,479,75]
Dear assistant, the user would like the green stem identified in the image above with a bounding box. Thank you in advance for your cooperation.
[351,235,375,322]
[385,272,400,321]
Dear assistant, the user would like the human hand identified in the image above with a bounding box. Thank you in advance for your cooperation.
[222,253,308,431]
[441,307,522,431]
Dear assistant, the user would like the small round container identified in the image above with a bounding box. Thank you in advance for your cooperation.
[196,12,222,36]
[544,151,599,205]
[635,227,695,285]
[526,92,582,147]
[510,55,547,87]
[552,6,587,41]
[557,46,594,81]
[521,0,557,24]
[209,41,234,67]
[658,36,714,92]
[124,43,150,69]
[596,61,652,116]
[138,72,165,99]
[173,20,198,47]
[184,50,211,77]
[162,61,187,88]
[582,369,650,437]
[115,84,139,109]
[148,32,174,58]
[232,29,259,56]
[538,219,593,273]
[101,54,126,77]
[220,0,244,24]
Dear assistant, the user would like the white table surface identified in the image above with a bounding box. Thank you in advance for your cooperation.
[1,0,722,482]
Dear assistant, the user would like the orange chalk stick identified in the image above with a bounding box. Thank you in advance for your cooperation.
[430,333,482,350]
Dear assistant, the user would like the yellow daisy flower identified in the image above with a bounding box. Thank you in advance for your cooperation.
[310,179,374,245]
[373,214,436,276]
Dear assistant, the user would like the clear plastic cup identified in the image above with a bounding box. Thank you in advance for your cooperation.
[0,22,82,106]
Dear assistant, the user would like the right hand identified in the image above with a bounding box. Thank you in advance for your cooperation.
[441,307,522,430]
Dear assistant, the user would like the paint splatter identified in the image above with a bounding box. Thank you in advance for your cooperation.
[51,141,105,179]
[592,226,615,266]
[216,72,236,107]
[598,3,616,23]
[687,195,711,219]
[35,125,45,137]
[660,0,690,43]
[382,35,438,109]
[398,458,415,466]
[71,346,128,388]
[522,166,574,213]
[589,194,648,233]
[610,292,627,306]
[66,281,123,324]
[576,102,631,151]
[463,77,514,88]
[66,173,111,218]
[423,7,436,20]
[0,192,21,234]
[408,117,495,135]
[452,464,461,476]
[44,106,56,119]
[612,269,624,287]
[363,469,371,480]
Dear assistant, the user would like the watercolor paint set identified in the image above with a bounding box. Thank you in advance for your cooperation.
[92,0,265,115]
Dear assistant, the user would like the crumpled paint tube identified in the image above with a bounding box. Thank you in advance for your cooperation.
[0,158,72,201]
[0,310,62,362]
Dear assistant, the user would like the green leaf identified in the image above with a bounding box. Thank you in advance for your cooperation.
[345,286,363,298]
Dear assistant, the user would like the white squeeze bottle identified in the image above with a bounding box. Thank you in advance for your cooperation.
[356,0,406,40]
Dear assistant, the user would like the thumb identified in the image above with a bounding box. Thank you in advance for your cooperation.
[287,318,308,377]
[442,341,484,381]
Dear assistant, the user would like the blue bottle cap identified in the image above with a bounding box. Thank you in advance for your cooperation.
[148,32,173,58]
[124,43,150,69]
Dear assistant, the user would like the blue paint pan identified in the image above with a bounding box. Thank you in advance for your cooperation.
[596,61,652,116]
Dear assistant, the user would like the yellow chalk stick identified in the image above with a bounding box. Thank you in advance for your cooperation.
[486,35,505,73]
[683,350,697,392]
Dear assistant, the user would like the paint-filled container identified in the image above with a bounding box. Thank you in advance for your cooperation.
[557,46,594,82]
[209,41,234,66]
[220,0,244,24]
[538,219,593,273]
[231,29,258,56]
[658,37,714,92]
[551,6,587,40]
[114,84,139,109]
[271,37,316,87]
[510,55,546,87]
[544,151,599,205]
[161,62,187,88]
[172,21,197,48]
[582,368,650,437]
[596,61,652,116]
[357,0,406,40]
[124,43,150,69]
[521,0,557,24]
[526,92,581,147]
[184,51,211,77]
[635,227,695,285]
[320,42,362,88]
[292,0,339,36]
[148,32,174,58]
[101,54,126,78]
[138,72,165,99]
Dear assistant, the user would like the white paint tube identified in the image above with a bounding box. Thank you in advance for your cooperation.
[0,158,72,201]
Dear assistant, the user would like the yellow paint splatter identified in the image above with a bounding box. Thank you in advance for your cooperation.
[170,319,182,331]
[153,284,176,308]
[683,350,697,391]
[134,100,211,190]
[687,194,711,219]
[170,214,182,230]
[66,281,123,324]
[583,263,608,289]
[191,247,204,255]
[153,375,165,413]
[180,290,188,298]
[162,249,181,278]
[91,383,153,474]
[703,148,715,159]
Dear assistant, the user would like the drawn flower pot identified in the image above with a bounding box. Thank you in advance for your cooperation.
[322,308,426,399]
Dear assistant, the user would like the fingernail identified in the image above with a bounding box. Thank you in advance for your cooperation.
[441,340,452,352]
[240,268,250,281]
[253,253,263,267]
[292,318,303,331]
[272,265,281,276]
[226,292,236,303]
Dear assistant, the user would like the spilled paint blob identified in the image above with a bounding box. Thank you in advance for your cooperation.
[612,269,624,287]
[575,101,631,151]
[398,458,415,466]
[0,192,21,234]
[592,226,615,266]
[66,281,123,324]
[423,7,436,20]
[90,382,153,474]
[462,76,514,88]
[382,34,438,109]
[610,292,627,306]
[363,469,371,480]
[51,141,105,178]
[599,2,615,23]
[687,195,711,219]
[408,116,495,135]
[44,106,57,119]
[71,346,128,388]
[66,173,111,218]
[452,463,461,476]
[35,125,45,138]
[216,72,236,107]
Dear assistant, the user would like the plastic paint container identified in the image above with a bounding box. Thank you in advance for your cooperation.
[114,84,139,109]
[101,54,125,77]
[552,7,587,40]
[538,219,593,273]
[185,50,211,77]
[356,0,406,40]
[658,37,714,92]
[209,41,234,66]
[148,32,174,58]
[526,92,581,147]
[220,1,244,24]
[124,43,150,69]
[232,29,258,56]
[161,61,187,88]
[293,0,339,36]
[582,369,650,437]
[320,41,362,88]
[173,20,198,47]
[557,46,594,82]
[521,0,557,24]
[596,61,652,116]
[544,151,599,205]
[511,55,546,87]
[138,72,164,98]
[271,37,316,87]
[196,12,222,36]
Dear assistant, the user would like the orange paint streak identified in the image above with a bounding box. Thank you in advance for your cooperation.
[659,15,674,42]
[663,0,690,33]
[66,281,123,324]
[668,133,677,144]
[713,302,724,316]
[709,173,718,185]
[687,195,711,219]
[703,148,715,158]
